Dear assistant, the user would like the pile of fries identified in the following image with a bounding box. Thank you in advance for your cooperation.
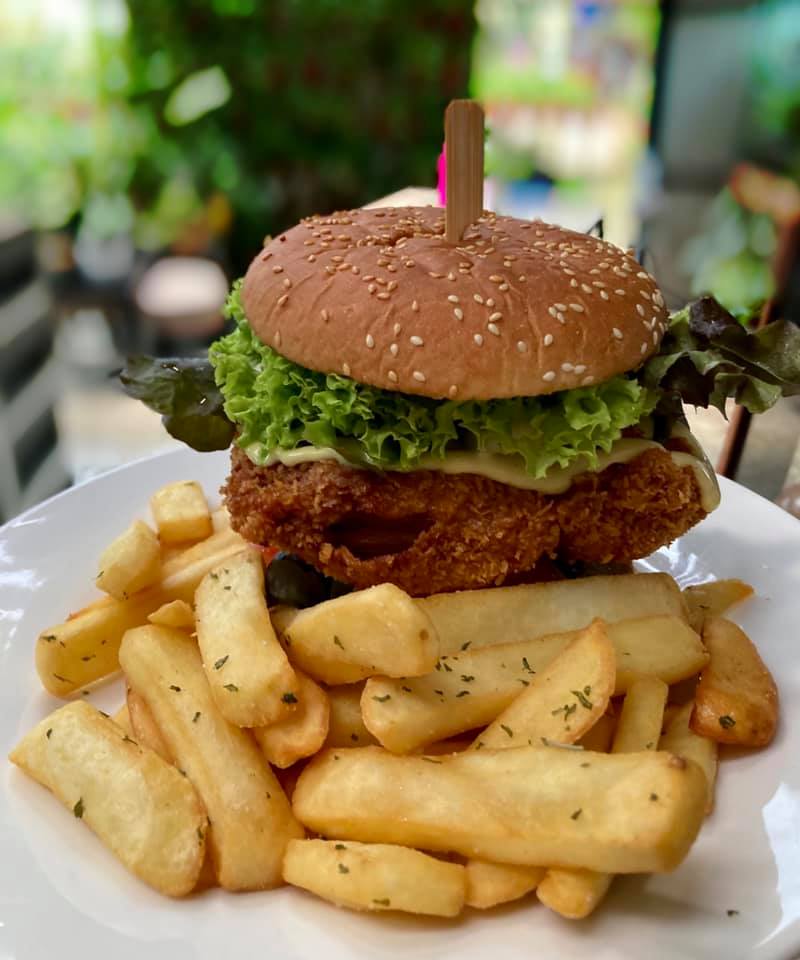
[9,480,778,919]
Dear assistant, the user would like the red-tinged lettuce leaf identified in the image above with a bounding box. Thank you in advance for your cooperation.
[119,356,235,451]
[640,296,800,414]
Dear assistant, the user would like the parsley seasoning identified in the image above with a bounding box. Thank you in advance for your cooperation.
[214,655,229,670]
[442,661,452,673]
[649,793,659,802]
[80,655,95,662]
[373,898,390,907]
[350,733,359,742]
[223,585,232,591]
[197,827,203,844]
[99,711,109,718]
[169,685,182,692]
[333,635,345,649]
[46,728,52,739]
[337,863,350,874]
[434,689,444,697]
[209,572,219,580]
[727,909,739,917]
[73,798,84,819]
[401,685,412,693]
[422,757,442,764]
[521,657,534,674]
[570,808,582,820]
[456,690,470,697]
[122,734,136,744]
[52,673,70,684]
[224,683,239,692]
[282,692,298,704]
[41,634,57,643]
[461,675,475,683]
[461,641,471,651]
[580,762,590,768]
[518,679,530,686]
[719,715,736,729]
[192,711,201,723]
[335,843,347,850]
[571,687,593,710]
[372,694,391,703]
[500,724,514,738]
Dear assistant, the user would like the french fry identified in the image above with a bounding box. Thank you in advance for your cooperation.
[36,528,247,696]
[278,584,439,685]
[211,506,231,533]
[282,839,466,917]
[465,859,545,909]
[577,712,615,752]
[471,620,614,751]
[147,599,194,629]
[127,687,173,763]
[361,616,702,754]
[418,573,687,655]
[691,617,778,747]
[661,702,718,814]
[150,481,212,544]
[96,520,161,601]
[195,550,298,727]
[8,701,206,896]
[611,675,669,754]
[111,703,132,735]
[253,672,330,768]
[538,673,670,919]
[324,684,378,748]
[119,625,303,890]
[684,579,754,633]
[293,746,707,874]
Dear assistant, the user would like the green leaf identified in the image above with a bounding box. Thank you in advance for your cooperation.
[641,297,800,415]
[209,281,657,478]
[119,356,235,451]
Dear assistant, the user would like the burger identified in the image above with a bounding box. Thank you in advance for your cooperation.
[122,206,800,597]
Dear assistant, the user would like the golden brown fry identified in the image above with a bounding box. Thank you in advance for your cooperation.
[36,528,247,697]
[282,839,466,917]
[536,869,613,920]
[119,625,303,890]
[472,620,614,750]
[195,550,298,728]
[147,599,195,629]
[96,520,161,601]
[418,573,687,655]
[611,675,669,754]
[465,859,544,909]
[150,481,212,544]
[611,617,706,694]
[324,683,378,749]
[661,701,718,814]
[9,701,206,896]
[253,672,329,768]
[691,617,778,747]
[111,703,132,736]
[293,746,707,874]
[127,687,173,763]
[684,579,754,633]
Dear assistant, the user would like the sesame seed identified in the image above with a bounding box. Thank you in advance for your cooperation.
[390,343,399,356]
[563,268,575,276]
[544,334,554,346]
[410,335,423,346]
[449,385,458,398]
[393,323,401,335]
[600,290,609,300]
[489,312,502,322]
[387,281,397,291]
[325,266,335,275]
[543,371,556,383]
[274,331,281,347]
[331,255,343,263]
[569,303,585,313]
[640,290,651,301]
[378,259,388,267]
[447,272,456,281]
[454,308,464,320]
[581,284,592,294]
[503,260,512,268]
[637,271,649,280]
[557,312,567,324]
[574,364,587,375]
[489,275,502,283]
[411,300,419,312]
[636,304,645,316]
[499,283,509,291]
[554,303,567,311]
[447,294,459,304]
[261,250,272,260]
[653,330,659,343]
[486,298,495,307]
[548,306,558,318]
[283,278,291,288]
[388,370,398,383]
[615,289,625,296]
[277,294,289,307]
[405,260,415,268]
[473,294,484,304]
[321,309,329,322]
[582,375,595,386]
[473,333,484,346]
[518,275,527,282]
[387,264,397,273]
[351,265,360,274]
[516,340,528,353]
[365,334,375,349]
[570,278,579,288]
[561,362,574,372]
[377,292,390,300]
[640,343,648,354]
[307,255,316,262]
[429,272,443,279]
[612,327,623,340]
[368,284,377,294]
[488,323,501,336]
[272,265,283,273]
[413,371,426,383]
[343,363,351,375]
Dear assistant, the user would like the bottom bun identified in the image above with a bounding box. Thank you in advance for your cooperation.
[222,446,706,597]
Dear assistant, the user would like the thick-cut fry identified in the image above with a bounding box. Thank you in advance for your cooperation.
[293,746,707,874]
[253,672,330,768]
[111,703,132,735]
[539,673,670,919]
[661,702,718,814]
[211,506,231,533]
[361,616,701,754]
[278,584,439,685]
[611,675,669,754]
[36,528,247,696]
[119,625,303,890]
[465,859,544,909]
[472,620,614,751]
[577,712,615,752]
[127,688,173,762]
[8,701,206,896]
[147,599,194,629]
[691,617,778,747]
[96,520,161,601]
[150,480,212,543]
[324,683,378,748]
[283,839,466,917]
[418,573,687,655]
[195,550,298,728]
[684,579,754,633]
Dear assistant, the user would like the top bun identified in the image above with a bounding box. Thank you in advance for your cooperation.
[242,206,668,401]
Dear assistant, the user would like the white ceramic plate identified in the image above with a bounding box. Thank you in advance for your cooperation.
[2,448,799,960]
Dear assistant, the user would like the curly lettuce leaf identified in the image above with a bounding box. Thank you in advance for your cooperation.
[641,296,800,414]
[208,282,656,477]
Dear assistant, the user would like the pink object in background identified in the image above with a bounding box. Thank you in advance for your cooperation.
[436,145,446,206]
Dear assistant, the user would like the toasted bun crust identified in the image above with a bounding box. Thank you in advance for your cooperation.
[242,207,668,400]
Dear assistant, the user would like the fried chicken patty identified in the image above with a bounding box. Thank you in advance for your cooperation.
[223,446,706,596]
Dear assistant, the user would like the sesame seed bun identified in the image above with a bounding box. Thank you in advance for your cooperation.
[242,206,669,401]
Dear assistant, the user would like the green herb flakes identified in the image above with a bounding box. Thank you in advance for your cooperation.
[214,655,229,669]
[73,798,84,819]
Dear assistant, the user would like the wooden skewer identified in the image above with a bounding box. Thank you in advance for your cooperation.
[445,100,485,244]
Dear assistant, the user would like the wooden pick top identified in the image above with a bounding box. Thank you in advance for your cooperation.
[445,99,485,243]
